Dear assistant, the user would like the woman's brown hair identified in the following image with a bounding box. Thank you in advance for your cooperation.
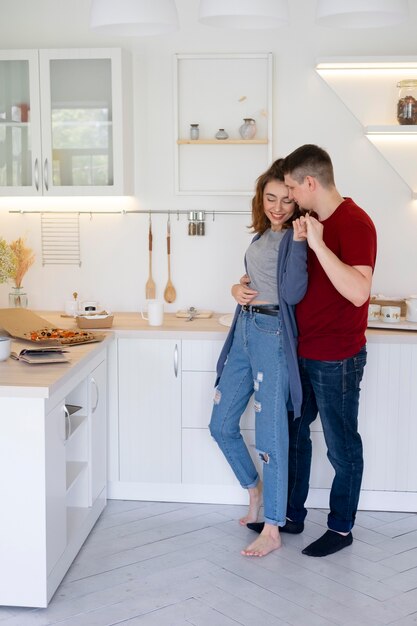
[250,158,303,235]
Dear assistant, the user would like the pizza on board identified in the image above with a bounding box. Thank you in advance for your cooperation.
[24,327,95,344]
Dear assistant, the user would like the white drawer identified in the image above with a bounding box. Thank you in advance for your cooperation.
[182,339,225,371]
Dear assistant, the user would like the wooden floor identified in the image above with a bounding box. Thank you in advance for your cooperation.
[1,500,417,625]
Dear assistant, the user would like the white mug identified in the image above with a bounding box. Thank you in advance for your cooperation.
[82,300,98,312]
[141,299,164,326]
[368,303,381,321]
[0,337,11,361]
[380,305,401,323]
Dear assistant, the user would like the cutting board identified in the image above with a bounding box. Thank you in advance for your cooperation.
[176,310,213,318]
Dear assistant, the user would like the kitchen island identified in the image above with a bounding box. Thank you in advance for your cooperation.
[0,333,112,608]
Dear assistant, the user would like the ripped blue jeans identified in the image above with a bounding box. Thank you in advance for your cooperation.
[209,308,289,526]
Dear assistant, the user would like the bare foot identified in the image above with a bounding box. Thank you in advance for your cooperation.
[239,480,263,525]
[241,523,281,557]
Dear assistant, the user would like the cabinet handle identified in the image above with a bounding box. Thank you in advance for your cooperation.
[173,344,179,378]
[91,377,99,413]
[34,158,39,191]
[44,158,49,191]
[64,405,72,440]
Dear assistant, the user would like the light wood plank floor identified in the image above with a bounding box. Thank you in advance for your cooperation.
[1,501,417,625]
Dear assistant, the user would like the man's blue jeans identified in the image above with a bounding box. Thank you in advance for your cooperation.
[287,346,367,533]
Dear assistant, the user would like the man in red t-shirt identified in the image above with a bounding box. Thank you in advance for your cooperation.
[280,144,376,557]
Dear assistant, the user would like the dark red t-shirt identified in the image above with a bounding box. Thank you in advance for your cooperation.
[296,198,377,360]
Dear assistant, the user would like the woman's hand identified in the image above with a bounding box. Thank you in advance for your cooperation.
[293,216,308,241]
[231,274,258,304]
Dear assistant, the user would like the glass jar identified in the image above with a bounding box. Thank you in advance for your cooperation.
[397,80,417,125]
[188,211,197,236]
[239,118,257,139]
[215,128,229,140]
[190,123,199,140]
[9,286,28,308]
[196,211,205,236]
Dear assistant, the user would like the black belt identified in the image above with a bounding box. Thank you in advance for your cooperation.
[242,304,280,316]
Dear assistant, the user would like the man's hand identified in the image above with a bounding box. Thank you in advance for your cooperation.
[231,274,258,305]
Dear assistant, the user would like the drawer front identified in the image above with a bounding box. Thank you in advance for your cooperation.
[182,339,224,371]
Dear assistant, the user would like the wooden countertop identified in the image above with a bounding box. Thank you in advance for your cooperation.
[2,310,417,397]
[0,334,112,398]
[39,311,230,334]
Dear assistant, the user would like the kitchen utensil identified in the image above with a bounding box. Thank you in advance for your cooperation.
[175,309,213,318]
[163,215,177,303]
[145,215,156,300]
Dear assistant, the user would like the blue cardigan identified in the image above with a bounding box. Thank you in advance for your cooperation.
[215,229,308,417]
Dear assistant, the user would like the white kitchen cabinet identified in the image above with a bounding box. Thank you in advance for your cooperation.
[174,53,272,195]
[315,57,417,196]
[0,48,132,196]
[118,338,182,484]
[0,347,107,608]
[181,338,259,487]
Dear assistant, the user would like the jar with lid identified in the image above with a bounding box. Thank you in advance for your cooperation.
[397,80,417,125]
[189,123,199,140]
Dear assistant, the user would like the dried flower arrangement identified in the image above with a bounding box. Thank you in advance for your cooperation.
[9,237,35,288]
[0,238,16,284]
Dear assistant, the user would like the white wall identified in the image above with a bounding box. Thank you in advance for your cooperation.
[1,0,417,313]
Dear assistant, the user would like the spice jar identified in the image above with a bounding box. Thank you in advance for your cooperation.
[196,211,205,236]
[397,80,417,125]
[188,211,197,236]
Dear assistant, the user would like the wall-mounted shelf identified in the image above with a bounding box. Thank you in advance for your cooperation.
[174,53,273,196]
[177,138,268,145]
[316,57,417,197]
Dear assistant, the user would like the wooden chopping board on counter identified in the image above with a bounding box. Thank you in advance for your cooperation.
[176,310,213,318]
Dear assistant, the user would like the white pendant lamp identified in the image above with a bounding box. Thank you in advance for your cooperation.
[316,0,409,28]
[90,0,179,36]
[198,0,289,29]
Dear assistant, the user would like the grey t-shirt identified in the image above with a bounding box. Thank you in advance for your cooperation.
[245,228,285,304]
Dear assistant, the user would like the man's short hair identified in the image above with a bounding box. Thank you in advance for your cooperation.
[283,144,335,188]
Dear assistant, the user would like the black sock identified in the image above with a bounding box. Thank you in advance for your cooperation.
[302,530,352,557]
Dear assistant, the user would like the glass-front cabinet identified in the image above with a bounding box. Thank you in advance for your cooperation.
[0,48,130,196]
[0,50,41,193]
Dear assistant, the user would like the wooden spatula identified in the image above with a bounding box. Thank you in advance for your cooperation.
[164,215,177,303]
[145,215,156,299]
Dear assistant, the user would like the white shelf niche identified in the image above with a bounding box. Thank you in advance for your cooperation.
[174,53,272,196]
[315,57,417,197]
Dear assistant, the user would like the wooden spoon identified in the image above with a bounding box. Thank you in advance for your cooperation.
[163,215,177,303]
[145,215,156,299]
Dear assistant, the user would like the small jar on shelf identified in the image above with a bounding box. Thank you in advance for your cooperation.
[189,123,199,140]
[397,80,417,125]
